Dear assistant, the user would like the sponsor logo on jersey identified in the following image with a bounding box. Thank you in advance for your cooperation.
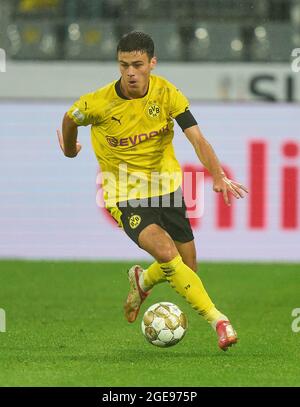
[105,124,169,148]
[106,136,119,147]
[129,214,141,229]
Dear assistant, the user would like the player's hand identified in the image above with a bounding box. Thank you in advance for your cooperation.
[56,129,82,157]
[213,175,248,206]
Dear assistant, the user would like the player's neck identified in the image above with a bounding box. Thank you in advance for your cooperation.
[119,78,149,100]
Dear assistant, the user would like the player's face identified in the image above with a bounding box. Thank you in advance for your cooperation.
[118,51,156,98]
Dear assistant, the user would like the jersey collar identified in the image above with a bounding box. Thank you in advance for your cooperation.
[115,78,151,100]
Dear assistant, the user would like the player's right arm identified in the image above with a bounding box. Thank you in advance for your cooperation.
[57,114,82,158]
[57,91,100,158]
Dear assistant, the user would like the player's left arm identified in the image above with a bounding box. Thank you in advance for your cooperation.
[170,84,248,206]
[183,122,248,206]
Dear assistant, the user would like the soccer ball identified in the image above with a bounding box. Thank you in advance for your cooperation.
[141,302,188,347]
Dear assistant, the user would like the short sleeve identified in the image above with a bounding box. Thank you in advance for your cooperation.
[67,92,100,126]
[169,84,190,119]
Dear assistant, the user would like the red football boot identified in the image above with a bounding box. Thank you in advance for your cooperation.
[124,265,151,323]
[216,320,238,351]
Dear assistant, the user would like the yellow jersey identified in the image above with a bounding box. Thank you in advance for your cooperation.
[67,74,189,206]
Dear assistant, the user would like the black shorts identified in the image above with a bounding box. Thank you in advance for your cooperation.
[115,188,194,247]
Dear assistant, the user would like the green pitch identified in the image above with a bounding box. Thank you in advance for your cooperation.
[0,260,299,387]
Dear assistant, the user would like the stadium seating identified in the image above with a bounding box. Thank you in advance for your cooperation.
[64,20,117,60]
[188,23,245,61]
[6,20,60,60]
[134,21,182,61]
[250,23,296,61]
[64,0,105,19]
[3,0,299,62]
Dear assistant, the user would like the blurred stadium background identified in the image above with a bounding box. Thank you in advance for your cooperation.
[0,0,299,387]
[2,0,300,62]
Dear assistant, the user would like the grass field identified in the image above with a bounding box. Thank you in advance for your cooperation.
[0,260,300,387]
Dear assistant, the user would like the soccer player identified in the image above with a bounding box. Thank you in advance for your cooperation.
[57,31,248,351]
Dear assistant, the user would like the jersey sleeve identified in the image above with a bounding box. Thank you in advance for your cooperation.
[67,92,101,126]
[168,84,190,119]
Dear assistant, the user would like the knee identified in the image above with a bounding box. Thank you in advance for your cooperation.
[155,243,178,264]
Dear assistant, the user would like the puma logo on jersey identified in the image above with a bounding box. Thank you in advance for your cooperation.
[111,116,122,125]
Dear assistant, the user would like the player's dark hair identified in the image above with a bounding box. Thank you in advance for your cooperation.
[117,31,154,60]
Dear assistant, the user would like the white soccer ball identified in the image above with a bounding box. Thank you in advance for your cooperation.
[141,302,188,347]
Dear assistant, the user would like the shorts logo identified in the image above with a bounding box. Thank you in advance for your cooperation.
[148,104,160,118]
[129,214,141,229]
[106,136,118,147]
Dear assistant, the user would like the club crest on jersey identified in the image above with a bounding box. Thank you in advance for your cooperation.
[148,104,160,118]
[129,214,141,229]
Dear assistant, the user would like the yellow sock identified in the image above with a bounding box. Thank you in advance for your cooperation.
[160,254,226,325]
[141,261,167,290]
